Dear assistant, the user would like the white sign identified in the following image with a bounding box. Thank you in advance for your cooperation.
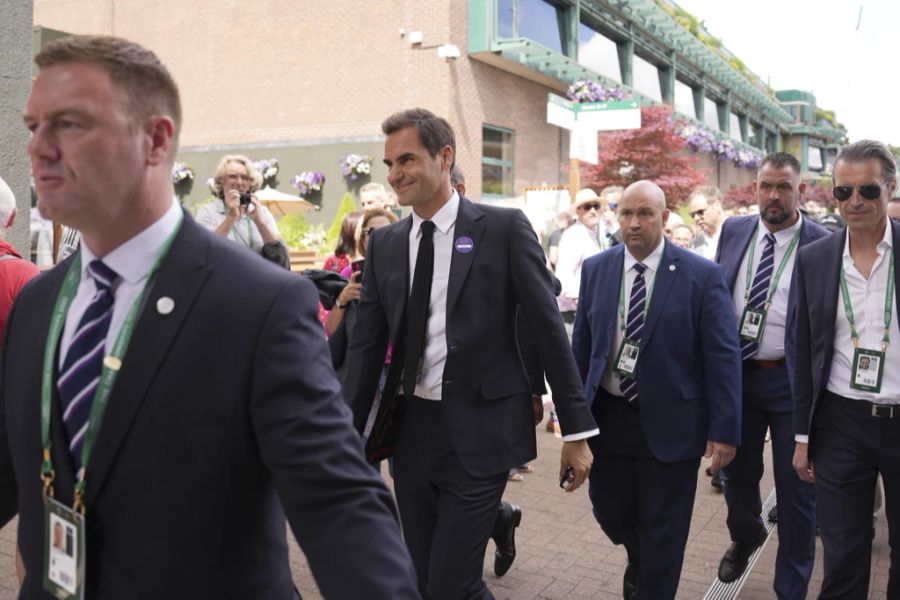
[570,128,599,165]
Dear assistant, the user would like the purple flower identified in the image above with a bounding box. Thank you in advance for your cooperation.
[339,154,372,181]
[291,171,326,195]
[171,162,194,185]
[254,158,280,181]
[566,78,628,103]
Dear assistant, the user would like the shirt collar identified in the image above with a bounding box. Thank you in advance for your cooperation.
[80,199,182,285]
[842,219,894,260]
[624,238,665,274]
[757,212,803,248]
[411,190,459,236]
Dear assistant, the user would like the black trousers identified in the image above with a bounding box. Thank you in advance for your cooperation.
[813,391,900,599]
[393,397,507,600]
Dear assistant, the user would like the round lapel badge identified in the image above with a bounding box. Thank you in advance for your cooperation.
[669,264,676,271]
[455,236,474,254]
[156,296,175,315]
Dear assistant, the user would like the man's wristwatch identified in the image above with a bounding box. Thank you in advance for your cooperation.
[335,300,347,309]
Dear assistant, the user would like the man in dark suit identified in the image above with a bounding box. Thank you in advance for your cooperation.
[714,152,828,598]
[572,180,742,599]
[343,108,598,599]
[793,139,900,598]
[1,35,418,599]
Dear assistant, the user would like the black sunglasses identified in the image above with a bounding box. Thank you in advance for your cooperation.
[579,202,602,211]
[833,184,882,201]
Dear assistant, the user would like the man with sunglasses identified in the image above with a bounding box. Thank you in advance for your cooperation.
[688,186,726,260]
[555,188,604,327]
[793,139,900,598]
[713,153,828,598]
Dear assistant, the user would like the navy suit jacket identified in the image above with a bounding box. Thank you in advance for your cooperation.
[715,214,830,406]
[0,213,418,599]
[571,240,742,462]
[792,220,900,444]
[343,197,597,477]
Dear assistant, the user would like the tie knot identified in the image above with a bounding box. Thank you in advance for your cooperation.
[633,262,647,275]
[87,260,118,292]
[420,220,436,238]
[764,233,776,247]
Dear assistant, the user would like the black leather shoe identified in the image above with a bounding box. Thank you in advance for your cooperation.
[623,560,638,600]
[717,529,767,583]
[492,502,521,576]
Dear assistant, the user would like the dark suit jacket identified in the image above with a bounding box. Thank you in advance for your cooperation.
[0,213,418,599]
[792,220,900,444]
[571,240,742,462]
[715,215,830,403]
[343,197,596,477]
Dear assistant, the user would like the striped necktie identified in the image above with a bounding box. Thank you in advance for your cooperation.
[741,233,776,360]
[619,262,647,403]
[58,260,118,467]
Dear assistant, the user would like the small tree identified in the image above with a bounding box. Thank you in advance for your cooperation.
[581,105,709,208]
[723,181,755,208]
[325,192,358,250]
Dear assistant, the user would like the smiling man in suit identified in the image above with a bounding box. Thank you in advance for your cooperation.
[714,152,828,598]
[572,180,742,599]
[793,139,900,598]
[0,35,418,599]
[343,108,598,599]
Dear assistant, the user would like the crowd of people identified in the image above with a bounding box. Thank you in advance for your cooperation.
[1,33,898,600]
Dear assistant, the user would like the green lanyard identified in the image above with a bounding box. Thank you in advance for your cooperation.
[742,224,802,309]
[839,249,895,352]
[224,202,255,250]
[40,212,184,513]
[618,244,664,335]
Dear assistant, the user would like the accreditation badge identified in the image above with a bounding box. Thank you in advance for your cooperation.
[614,339,640,378]
[43,496,85,600]
[739,306,767,342]
[850,348,885,393]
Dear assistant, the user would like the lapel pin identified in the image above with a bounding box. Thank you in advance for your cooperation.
[103,356,122,371]
[669,264,676,271]
[156,296,175,315]
[455,236,474,254]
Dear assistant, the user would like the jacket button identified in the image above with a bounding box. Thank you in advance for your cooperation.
[444,380,454,385]
[449,344,459,352]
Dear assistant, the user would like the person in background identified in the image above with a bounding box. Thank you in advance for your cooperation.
[688,185,727,260]
[599,185,624,249]
[669,223,695,250]
[0,176,39,344]
[323,210,362,273]
[547,211,574,271]
[360,182,390,211]
[196,154,283,255]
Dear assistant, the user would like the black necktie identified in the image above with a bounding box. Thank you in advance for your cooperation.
[403,221,436,398]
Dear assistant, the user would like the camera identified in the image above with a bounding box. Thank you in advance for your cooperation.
[239,192,252,206]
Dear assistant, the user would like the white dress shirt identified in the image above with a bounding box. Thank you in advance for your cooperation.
[731,215,803,360]
[408,192,459,400]
[601,239,666,396]
[555,222,601,312]
[60,200,182,368]
[826,223,900,404]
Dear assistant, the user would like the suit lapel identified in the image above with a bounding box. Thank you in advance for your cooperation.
[819,228,845,367]
[446,198,485,316]
[604,248,624,345]
[386,217,412,345]
[84,215,212,505]
[724,218,757,291]
[641,241,679,345]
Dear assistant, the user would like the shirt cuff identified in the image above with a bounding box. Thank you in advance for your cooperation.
[562,428,599,442]
[794,434,809,444]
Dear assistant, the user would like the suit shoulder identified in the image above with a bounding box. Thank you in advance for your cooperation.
[668,243,722,275]
[803,218,831,240]
[583,246,619,271]
[799,226,841,258]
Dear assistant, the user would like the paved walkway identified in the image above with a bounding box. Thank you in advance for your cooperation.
[0,418,890,598]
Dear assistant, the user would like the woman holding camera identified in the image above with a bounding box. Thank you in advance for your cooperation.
[196,154,281,254]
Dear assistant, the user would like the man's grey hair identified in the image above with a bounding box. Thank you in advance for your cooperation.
[0,177,16,227]
[359,182,388,200]
[211,155,263,198]
[835,139,897,183]
[450,165,465,187]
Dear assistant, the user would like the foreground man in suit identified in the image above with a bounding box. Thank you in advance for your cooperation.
[344,108,598,599]
[2,35,418,599]
[714,153,827,597]
[793,139,900,598]
[572,181,742,599]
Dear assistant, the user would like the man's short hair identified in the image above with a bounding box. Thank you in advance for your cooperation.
[360,182,388,200]
[35,35,182,153]
[0,177,15,226]
[600,185,624,202]
[760,152,801,175]
[835,139,897,183]
[382,108,456,170]
[211,155,263,198]
[450,165,465,187]
[688,185,723,205]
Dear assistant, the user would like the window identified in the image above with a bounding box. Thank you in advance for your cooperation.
[704,96,720,131]
[497,0,570,55]
[632,54,661,102]
[748,123,762,149]
[483,126,514,197]
[729,112,742,141]
[808,145,824,171]
[577,22,620,82]
[673,79,695,118]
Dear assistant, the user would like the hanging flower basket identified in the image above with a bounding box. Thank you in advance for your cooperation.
[291,171,326,196]
[339,154,372,181]
[171,162,195,186]
[567,78,628,103]
[253,158,280,183]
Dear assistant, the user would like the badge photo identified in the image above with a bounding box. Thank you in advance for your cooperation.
[614,340,640,377]
[739,306,766,342]
[850,348,885,393]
